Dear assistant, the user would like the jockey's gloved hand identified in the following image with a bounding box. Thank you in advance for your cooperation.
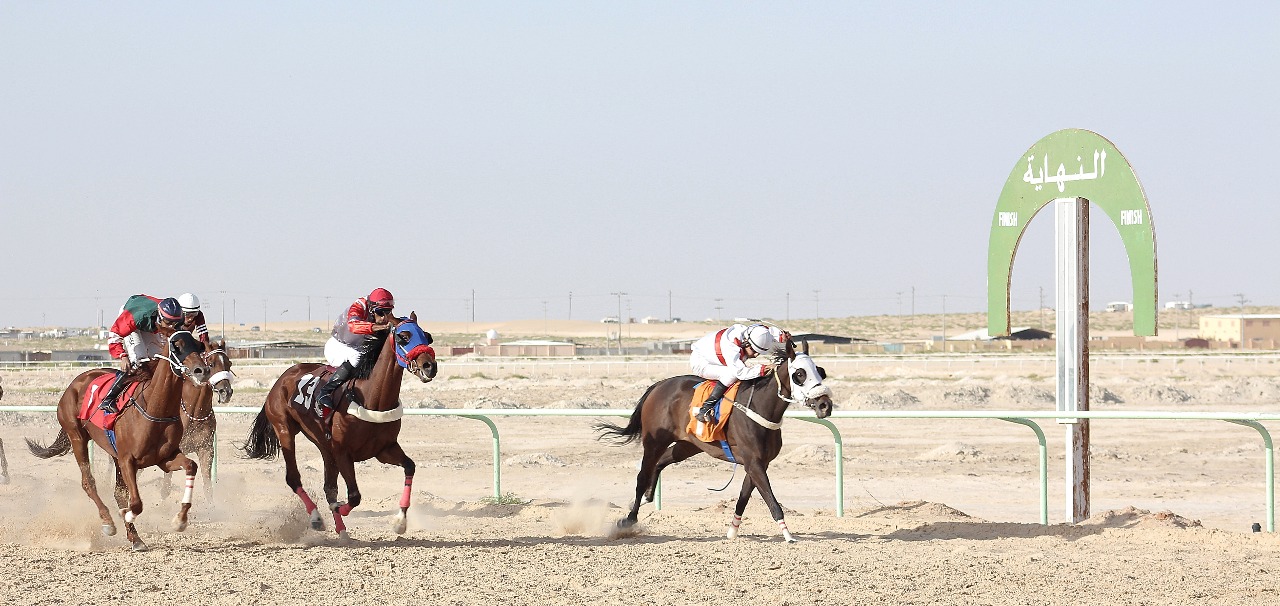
[372,323,392,333]
[118,357,132,373]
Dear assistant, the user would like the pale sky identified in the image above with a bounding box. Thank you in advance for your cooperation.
[2,2,1277,329]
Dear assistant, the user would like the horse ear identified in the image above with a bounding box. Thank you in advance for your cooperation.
[801,340,810,355]
[410,310,417,322]
[817,366,827,380]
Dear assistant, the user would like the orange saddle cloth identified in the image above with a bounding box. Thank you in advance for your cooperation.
[685,382,741,442]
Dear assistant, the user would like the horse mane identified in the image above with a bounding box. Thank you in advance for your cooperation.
[353,329,391,379]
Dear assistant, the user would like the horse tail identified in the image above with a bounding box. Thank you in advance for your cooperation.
[25,429,71,459]
[239,408,280,460]
[594,381,662,446]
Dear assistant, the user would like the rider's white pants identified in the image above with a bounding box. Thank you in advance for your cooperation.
[325,337,363,367]
[124,331,166,365]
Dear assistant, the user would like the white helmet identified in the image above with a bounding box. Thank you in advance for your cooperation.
[745,324,776,353]
[177,292,201,313]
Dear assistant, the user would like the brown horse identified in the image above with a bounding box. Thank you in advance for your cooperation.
[25,330,211,550]
[161,339,234,498]
[596,339,834,542]
[240,313,437,538]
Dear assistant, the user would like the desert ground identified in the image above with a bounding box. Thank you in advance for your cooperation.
[1,350,1279,605]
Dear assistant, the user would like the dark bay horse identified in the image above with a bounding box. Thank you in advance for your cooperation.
[26,331,211,550]
[161,339,234,498]
[596,339,834,542]
[240,313,437,538]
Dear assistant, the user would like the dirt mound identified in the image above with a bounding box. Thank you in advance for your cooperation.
[777,444,835,465]
[858,500,977,523]
[943,385,990,406]
[917,442,981,461]
[1000,385,1055,405]
[1082,506,1203,529]
[854,389,919,410]
[1128,385,1194,404]
[1090,385,1124,404]
[465,395,527,409]
[504,452,568,467]
[544,397,613,409]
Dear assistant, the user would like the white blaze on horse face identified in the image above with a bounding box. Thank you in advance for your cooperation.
[789,353,831,403]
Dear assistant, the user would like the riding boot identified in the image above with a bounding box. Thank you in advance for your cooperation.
[98,370,129,415]
[315,362,355,418]
[696,382,730,424]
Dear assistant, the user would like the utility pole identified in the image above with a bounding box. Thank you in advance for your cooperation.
[262,298,268,332]
[220,290,227,339]
[611,292,626,354]
[911,286,916,328]
[714,298,723,324]
[1235,292,1249,349]
[568,291,572,321]
[542,300,548,334]
[307,296,311,324]
[668,290,673,322]
[1039,286,1046,329]
[785,292,790,322]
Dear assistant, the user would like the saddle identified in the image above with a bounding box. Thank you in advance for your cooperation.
[292,366,355,418]
[685,381,741,443]
[79,372,143,431]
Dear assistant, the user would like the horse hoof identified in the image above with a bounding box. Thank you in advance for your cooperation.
[131,541,148,552]
[173,516,188,532]
[392,513,407,535]
[726,527,738,540]
[101,524,117,537]
[337,530,350,541]
[616,518,637,529]
[783,535,799,544]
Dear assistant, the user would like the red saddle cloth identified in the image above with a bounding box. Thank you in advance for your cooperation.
[79,373,142,431]
[685,381,741,442]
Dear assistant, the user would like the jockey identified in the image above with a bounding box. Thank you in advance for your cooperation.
[689,323,788,423]
[100,295,186,414]
[315,288,397,418]
[176,292,211,345]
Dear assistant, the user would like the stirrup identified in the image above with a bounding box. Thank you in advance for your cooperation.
[99,400,119,415]
[696,403,716,423]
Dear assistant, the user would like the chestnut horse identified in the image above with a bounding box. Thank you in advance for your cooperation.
[161,339,234,498]
[595,339,834,542]
[240,313,437,538]
[26,330,211,550]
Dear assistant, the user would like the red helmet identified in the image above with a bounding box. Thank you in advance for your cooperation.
[368,288,395,311]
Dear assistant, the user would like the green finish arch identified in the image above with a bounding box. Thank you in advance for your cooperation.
[987,129,1158,336]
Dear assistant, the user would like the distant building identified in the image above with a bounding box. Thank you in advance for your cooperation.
[1105,301,1132,312]
[472,339,576,356]
[1199,315,1280,349]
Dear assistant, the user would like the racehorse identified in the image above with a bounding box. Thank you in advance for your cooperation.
[240,313,437,538]
[161,339,234,498]
[26,330,211,551]
[595,339,834,542]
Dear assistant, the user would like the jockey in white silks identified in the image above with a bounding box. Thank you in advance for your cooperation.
[689,323,787,423]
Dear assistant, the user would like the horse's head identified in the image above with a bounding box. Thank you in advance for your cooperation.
[392,311,438,383]
[778,339,833,419]
[166,330,212,386]
[202,339,235,403]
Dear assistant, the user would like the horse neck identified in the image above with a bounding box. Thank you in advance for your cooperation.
[360,334,404,410]
[139,361,185,415]
[744,365,792,423]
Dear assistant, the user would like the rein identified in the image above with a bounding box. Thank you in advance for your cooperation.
[128,390,182,424]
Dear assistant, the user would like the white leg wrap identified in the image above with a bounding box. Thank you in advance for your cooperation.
[726,514,743,539]
[124,510,136,524]
[777,519,797,543]
[182,475,195,505]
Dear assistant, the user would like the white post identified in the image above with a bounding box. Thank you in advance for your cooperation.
[1055,197,1091,523]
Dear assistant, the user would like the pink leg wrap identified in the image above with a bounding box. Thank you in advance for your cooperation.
[337,503,353,516]
[400,476,414,509]
[332,510,346,534]
[295,487,317,513]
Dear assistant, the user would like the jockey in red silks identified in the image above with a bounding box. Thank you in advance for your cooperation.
[101,294,187,414]
[688,323,788,423]
[315,288,397,418]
